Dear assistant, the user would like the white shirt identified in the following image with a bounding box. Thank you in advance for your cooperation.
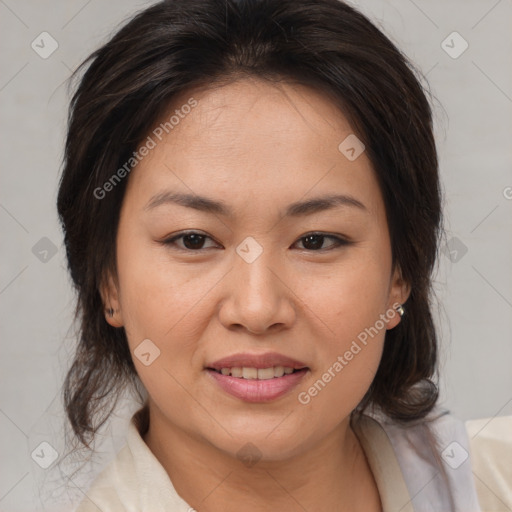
[74,406,512,511]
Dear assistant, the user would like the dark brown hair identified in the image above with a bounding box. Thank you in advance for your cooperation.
[57,0,442,450]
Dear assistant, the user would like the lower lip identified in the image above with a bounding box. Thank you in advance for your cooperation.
[206,368,308,402]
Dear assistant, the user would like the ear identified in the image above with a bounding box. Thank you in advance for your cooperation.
[385,266,411,330]
[99,271,124,328]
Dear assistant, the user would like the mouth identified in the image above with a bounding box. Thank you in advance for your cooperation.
[205,353,310,402]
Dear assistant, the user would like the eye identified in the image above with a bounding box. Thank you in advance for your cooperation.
[161,231,350,252]
[293,232,350,251]
[161,231,220,251]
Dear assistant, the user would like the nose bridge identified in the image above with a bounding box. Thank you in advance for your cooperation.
[219,237,295,333]
[234,240,279,306]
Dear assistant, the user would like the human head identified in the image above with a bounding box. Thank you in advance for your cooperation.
[57,0,441,449]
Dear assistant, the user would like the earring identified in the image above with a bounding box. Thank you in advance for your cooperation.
[106,307,114,317]
[396,304,405,317]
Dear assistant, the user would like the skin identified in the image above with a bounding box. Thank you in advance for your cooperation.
[102,77,410,512]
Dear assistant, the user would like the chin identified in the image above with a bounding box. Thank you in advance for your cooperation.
[205,421,318,464]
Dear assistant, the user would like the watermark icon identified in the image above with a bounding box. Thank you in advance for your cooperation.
[236,236,263,263]
[31,441,59,469]
[32,236,58,263]
[298,303,401,405]
[338,134,365,161]
[31,32,58,59]
[441,441,469,469]
[503,186,512,200]
[441,31,468,59]
[134,339,161,366]
[93,97,198,200]
[441,236,468,263]
[236,442,262,468]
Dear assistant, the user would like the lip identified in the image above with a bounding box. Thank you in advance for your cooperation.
[207,352,308,371]
[205,352,309,403]
[206,367,309,402]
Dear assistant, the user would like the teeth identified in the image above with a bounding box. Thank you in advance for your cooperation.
[273,366,284,378]
[257,368,274,380]
[216,366,300,379]
[242,367,258,379]
[231,367,243,378]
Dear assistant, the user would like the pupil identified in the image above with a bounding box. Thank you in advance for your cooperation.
[304,234,323,250]
[184,234,204,249]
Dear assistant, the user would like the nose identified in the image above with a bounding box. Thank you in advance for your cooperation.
[218,247,297,335]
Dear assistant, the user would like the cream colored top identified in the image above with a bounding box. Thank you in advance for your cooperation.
[74,407,512,512]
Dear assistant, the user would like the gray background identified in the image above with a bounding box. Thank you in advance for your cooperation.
[1,0,511,510]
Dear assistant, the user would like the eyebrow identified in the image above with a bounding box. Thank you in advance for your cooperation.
[144,191,367,217]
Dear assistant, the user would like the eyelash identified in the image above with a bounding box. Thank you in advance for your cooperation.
[160,231,351,253]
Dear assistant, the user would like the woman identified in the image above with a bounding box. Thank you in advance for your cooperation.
[57,0,511,510]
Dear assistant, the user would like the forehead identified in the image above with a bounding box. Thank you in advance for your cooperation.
[124,77,381,217]
[162,77,354,156]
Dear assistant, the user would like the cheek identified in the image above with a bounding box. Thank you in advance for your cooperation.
[298,335,384,429]
[294,251,390,406]
[298,250,391,343]
[115,246,212,403]
[116,237,216,343]
[297,270,388,419]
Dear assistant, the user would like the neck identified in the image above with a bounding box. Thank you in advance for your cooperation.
[142,405,382,512]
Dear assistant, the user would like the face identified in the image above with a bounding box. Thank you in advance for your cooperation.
[103,77,408,461]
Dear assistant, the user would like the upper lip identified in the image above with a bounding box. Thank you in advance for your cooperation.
[207,352,308,371]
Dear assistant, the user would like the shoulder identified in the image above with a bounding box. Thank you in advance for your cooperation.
[73,408,193,512]
[74,442,139,512]
[73,411,149,511]
[358,406,482,510]
[363,407,512,511]
[466,415,512,511]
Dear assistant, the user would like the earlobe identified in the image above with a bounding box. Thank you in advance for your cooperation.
[386,267,411,330]
[100,273,124,328]
[104,306,124,328]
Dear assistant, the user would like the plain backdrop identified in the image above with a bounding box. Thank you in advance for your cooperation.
[1,0,511,510]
